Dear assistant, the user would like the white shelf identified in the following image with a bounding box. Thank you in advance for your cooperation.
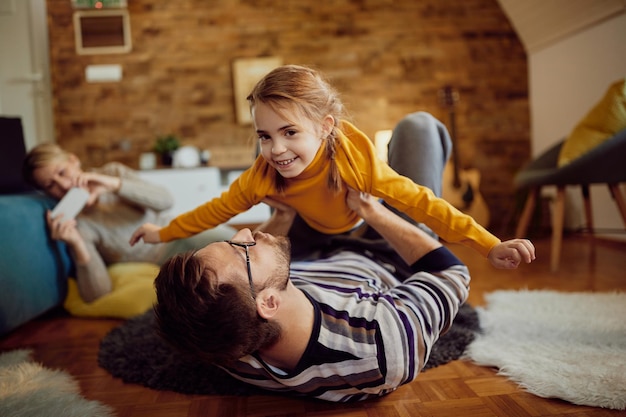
[138,167,270,226]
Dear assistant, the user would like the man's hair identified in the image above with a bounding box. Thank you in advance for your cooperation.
[154,251,281,365]
[247,64,346,194]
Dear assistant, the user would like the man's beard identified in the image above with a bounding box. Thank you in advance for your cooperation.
[270,236,292,290]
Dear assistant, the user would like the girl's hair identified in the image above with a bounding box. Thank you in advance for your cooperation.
[22,142,70,188]
[247,64,346,193]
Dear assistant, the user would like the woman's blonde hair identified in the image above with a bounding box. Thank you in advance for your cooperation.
[22,142,70,188]
[247,64,346,193]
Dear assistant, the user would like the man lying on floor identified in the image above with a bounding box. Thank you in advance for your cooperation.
[152,188,487,402]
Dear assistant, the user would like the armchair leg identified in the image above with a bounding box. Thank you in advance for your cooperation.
[551,186,566,272]
[608,183,626,226]
[516,188,538,238]
[581,184,594,232]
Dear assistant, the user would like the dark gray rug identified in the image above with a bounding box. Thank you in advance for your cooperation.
[98,303,479,396]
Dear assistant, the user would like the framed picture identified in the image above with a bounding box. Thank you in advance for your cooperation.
[74,9,132,55]
[232,57,282,125]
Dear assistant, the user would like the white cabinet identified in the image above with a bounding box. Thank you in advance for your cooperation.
[137,167,270,226]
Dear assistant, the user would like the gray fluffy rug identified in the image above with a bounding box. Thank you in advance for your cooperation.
[464,290,626,410]
[98,303,479,396]
[0,349,115,417]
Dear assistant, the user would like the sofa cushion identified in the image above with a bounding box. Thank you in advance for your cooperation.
[0,193,73,336]
[558,78,626,167]
[63,262,159,319]
[0,117,34,194]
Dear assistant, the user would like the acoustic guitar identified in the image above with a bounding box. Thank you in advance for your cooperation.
[438,86,490,227]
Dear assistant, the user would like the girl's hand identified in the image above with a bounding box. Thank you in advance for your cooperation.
[129,223,162,246]
[487,239,536,269]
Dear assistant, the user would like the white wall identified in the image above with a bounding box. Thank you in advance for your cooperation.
[0,0,54,149]
[529,12,626,240]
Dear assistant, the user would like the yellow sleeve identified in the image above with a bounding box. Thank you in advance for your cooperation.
[159,159,272,242]
[337,121,500,257]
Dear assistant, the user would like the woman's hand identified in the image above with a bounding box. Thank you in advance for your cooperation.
[47,210,82,246]
[487,239,536,269]
[46,210,91,264]
[74,172,122,206]
[129,223,162,246]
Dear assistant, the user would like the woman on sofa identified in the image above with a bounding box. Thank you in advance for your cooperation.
[22,143,235,302]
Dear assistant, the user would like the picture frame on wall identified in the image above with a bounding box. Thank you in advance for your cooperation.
[232,57,282,125]
[74,9,132,55]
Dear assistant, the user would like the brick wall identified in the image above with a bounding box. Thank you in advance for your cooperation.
[46,0,529,235]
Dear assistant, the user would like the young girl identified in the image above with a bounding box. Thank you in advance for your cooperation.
[130,65,535,269]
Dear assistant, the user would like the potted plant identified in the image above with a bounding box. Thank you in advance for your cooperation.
[153,134,180,166]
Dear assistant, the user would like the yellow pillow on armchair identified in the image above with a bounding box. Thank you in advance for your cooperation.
[558,77,626,167]
[64,262,159,319]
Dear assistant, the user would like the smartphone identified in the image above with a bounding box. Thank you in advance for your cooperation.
[50,187,90,220]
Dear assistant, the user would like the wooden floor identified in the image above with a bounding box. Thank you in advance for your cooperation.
[1,235,625,417]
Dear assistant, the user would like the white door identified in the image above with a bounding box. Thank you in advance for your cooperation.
[0,0,54,150]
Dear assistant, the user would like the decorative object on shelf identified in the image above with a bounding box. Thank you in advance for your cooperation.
[200,149,212,166]
[173,146,201,168]
[138,152,156,170]
[152,134,180,166]
[232,56,282,125]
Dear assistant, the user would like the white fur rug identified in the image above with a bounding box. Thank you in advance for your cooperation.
[0,349,115,417]
[464,290,626,410]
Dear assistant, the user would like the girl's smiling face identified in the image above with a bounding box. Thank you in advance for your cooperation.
[252,101,333,179]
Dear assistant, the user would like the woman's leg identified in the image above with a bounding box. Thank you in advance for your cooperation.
[383,111,452,238]
[388,111,452,197]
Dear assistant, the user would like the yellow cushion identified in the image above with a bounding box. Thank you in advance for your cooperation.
[64,262,159,319]
[558,77,626,167]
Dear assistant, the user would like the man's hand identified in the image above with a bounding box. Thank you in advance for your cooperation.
[129,223,162,246]
[345,187,441,266]
[345,187,378,218]
[488,239,536,269]
[254,198,296,235]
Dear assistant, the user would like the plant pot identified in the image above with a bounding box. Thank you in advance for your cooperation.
[160,152,174,166]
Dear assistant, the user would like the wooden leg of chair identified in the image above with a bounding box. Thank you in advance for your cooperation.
[608,183,626,227]
[581,184,593,232]
[516,188,538,238]
[551,186,566,272]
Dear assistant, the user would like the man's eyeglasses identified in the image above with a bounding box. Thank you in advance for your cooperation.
[224,240,257,298]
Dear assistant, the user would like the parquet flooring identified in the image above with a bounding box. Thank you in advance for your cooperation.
[1,235,625,417]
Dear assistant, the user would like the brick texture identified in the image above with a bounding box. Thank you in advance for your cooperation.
[46,0,529,234]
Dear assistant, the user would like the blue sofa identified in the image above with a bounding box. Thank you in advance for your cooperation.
[0,192,73,336]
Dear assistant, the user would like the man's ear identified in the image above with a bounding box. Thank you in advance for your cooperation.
[257,289,280,320]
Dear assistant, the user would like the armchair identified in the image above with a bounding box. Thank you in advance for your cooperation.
[514,128,626,271]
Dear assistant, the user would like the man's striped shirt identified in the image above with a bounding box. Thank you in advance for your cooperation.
[222,246,470,402]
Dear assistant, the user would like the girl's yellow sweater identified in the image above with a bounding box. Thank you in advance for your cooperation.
[159,121,500,257]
